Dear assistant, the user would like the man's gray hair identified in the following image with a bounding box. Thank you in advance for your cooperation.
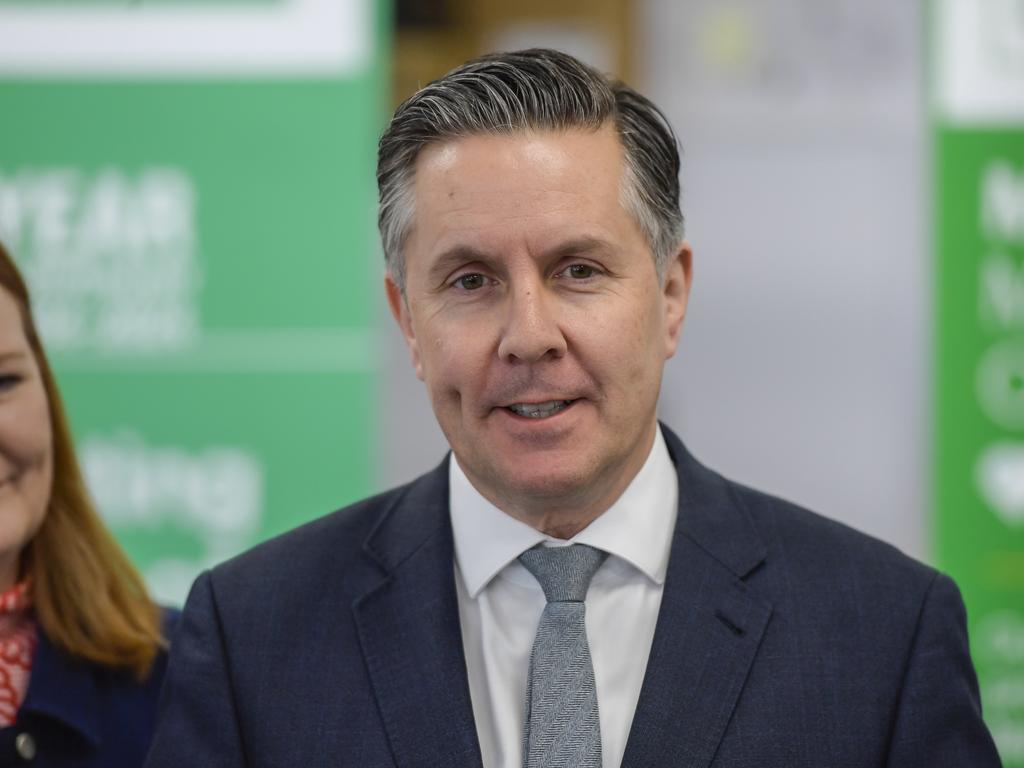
[377,48,684,291]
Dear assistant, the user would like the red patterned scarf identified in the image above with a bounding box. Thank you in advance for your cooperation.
[0,580,37,726]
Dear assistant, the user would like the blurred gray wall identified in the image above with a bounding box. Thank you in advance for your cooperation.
[379,0,928,561]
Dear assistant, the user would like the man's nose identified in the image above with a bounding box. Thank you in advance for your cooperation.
[497,285,567,364]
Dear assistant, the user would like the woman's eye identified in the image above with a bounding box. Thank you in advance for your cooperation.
[454,274,487,291]
[565,264,598,279]
[0,374,21,392]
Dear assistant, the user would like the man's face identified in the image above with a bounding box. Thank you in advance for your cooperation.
[387,125,691,520]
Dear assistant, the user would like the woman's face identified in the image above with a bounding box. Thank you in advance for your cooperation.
[0,288,52,589]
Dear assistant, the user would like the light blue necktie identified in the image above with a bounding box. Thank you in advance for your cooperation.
[518,544,609,768]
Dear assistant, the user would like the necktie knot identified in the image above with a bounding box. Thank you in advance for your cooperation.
[518,544,608,603]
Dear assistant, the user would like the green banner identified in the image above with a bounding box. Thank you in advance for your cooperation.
[0,0,387,604]
[933,1,1024,762]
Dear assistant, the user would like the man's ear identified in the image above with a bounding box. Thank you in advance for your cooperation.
[662,240,693,359]
[385,275,424,380]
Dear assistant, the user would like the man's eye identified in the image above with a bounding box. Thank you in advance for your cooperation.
[564,264,598,279]
[454,274,487,291]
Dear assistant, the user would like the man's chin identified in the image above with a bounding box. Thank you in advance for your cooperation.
[474,455,600,509]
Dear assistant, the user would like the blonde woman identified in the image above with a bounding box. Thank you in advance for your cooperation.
[0,240,175,766]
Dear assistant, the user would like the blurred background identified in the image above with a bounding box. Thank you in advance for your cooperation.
[0,0,1021,760]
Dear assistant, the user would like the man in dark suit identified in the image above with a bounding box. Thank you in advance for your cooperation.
[145,49,1000,767]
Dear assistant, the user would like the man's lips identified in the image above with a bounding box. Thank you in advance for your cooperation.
[499,398,579,420]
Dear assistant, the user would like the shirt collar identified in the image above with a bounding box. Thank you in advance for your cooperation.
[450,425,678,598]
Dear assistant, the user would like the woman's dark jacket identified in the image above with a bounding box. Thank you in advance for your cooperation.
[0,610,178,767]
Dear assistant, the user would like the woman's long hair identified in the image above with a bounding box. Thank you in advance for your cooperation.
[0,240,163,678]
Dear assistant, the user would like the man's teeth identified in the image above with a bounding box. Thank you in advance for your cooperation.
[507,400,572,419]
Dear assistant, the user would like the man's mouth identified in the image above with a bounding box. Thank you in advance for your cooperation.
[505,400,575,419]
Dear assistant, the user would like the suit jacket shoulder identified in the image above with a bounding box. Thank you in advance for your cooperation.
[641,428,999,767]
[208,459,451,617]
[146,458,466,768]
[731,476,938,608]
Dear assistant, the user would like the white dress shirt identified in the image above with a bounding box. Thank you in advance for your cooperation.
[450,426,679,768]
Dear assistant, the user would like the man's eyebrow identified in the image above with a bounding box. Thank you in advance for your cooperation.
[544,236,616,260]
[427,245,492,283]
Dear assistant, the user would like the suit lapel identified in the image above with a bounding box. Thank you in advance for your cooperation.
[352,457,484,768]
[622,427,773,768]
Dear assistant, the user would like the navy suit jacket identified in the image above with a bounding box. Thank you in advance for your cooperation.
[145,427,1000,767]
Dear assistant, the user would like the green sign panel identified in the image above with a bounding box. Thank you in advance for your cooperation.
[935,129,1024,764]
[933,1,1024,762]
[0,0,387,604]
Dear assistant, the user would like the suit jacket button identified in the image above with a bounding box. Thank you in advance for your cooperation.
[15,732,36,761]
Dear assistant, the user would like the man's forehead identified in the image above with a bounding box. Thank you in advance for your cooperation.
[413,125,625,180]
[408,127,628,233]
